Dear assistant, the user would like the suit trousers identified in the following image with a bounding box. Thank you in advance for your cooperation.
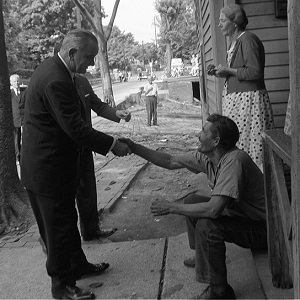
[184,194,267,285]
[76,149,99,238]
[26,189,89,292]
[14,126,21,161]
[145,96,157,125]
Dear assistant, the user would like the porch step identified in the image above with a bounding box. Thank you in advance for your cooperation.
[162,233,266,299]
[252,250,294,299]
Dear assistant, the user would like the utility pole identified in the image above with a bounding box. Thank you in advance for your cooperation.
[76,6,81,28]
[154,16,158,50]
[142,41,145,68]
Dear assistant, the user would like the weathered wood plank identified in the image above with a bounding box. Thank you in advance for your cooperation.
[265,53,289,67]
[267,90,289,104]
[265,78,290,92]
[263,143,293,288]
[272,103,288,116]
[271,151,293,261]
[265,65,289,79]
[263,129,291,166]
[288,0,300,297]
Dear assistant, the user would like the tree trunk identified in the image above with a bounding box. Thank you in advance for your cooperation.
[0,1,31,235]
[97,39,116,107]
[73,0,119,107]
[93,1,116,107]
[166,41,172,77]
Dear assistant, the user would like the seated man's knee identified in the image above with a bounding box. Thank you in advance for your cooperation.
[184,194,210,205]
[195,218,216,238]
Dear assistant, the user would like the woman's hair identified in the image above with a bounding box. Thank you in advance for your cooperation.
[207,114,240,150]
[221,4,248,31]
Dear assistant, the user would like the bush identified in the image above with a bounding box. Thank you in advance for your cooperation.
[12,69,34,79]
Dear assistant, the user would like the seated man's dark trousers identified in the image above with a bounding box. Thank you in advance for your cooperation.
[145,96,157,125]
[76,148,99,239]
[184,194,267,285]
[26,189,89,294]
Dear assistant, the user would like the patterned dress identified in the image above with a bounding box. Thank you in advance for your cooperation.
[222,40,274,170]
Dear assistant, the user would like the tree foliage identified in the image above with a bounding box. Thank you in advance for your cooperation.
[107,26,137,70]
[155,0,197,74]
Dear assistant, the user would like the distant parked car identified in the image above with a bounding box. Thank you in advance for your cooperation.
[141,71,149,79]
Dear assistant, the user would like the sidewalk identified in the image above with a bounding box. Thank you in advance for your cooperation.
[0,94,294,299]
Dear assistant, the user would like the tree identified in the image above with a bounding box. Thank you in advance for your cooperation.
[0,0,32,235]
[73,0,120,107]
[155,0,193,76]
[170,0,197,63]
[3,0,29,71]
[107,26,137,70]
[19,0,84,67]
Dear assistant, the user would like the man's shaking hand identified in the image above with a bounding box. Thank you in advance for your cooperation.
[112,139,132,157]
[116,110,131,122]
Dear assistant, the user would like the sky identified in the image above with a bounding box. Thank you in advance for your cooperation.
[101,0,158,44]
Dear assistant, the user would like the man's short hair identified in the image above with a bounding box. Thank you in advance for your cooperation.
[10,74,19,80]
[207,114,240,150]
[60,29,98,52]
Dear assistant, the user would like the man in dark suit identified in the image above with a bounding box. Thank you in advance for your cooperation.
[10,74,25,162]
[21,29,131,300]
[75,73,131,241]
[52,42,131,241]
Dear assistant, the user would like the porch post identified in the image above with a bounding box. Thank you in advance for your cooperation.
[288,0,300,297]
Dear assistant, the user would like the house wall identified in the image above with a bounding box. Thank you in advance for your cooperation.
[240,0,289,128]
[195,0,289,128]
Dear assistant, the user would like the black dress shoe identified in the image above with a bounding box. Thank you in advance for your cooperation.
[52,285,95,299]
[82,228,117,241]
[74,262,110,280]
[183,257,195,268]
[198,284,235,299]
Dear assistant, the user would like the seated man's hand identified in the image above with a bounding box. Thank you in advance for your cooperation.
[118,138,135,152]
[112,139,132,157]
[116,110,131,122]
[150,199,171,216]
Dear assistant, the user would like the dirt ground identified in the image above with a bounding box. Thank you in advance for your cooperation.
[99,99,209,243]
[100,145,201,243]
[2,98,208,242]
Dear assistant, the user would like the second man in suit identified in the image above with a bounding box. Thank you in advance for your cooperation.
[54,43,131,241]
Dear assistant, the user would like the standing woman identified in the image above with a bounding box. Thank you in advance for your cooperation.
[208,4,273,170]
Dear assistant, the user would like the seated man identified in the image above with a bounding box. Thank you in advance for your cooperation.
[121,114,267,299]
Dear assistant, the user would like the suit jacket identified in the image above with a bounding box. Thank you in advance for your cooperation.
[20,55,114,197]
[227,31,266,94]
[74,74,120,126]
[10,88,25,127]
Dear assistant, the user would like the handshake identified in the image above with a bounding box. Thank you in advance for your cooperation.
[116,109,131,122]
[111,138,135,157]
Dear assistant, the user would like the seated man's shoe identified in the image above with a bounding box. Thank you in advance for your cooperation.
[82,228,117,241]
[52,285,95,299]
[153,123,159,126]
[198,284,235,299]
[183,257,195,268]
[74,262,110,280]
